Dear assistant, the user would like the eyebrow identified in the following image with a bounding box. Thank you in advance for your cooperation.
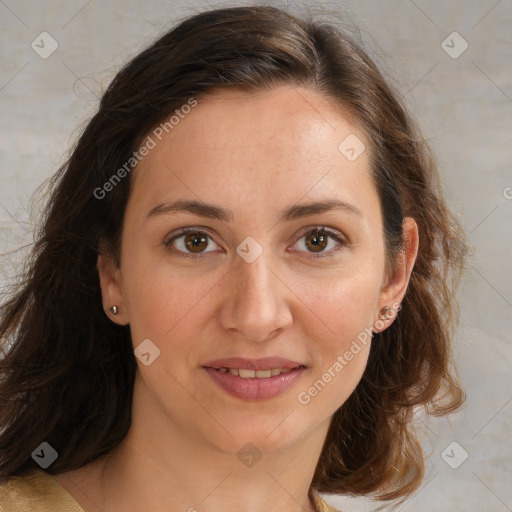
[147,199,362,223]
[146,198,362,223]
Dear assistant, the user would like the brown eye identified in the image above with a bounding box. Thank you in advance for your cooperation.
[294,227,346,258]
[164,228,221,259]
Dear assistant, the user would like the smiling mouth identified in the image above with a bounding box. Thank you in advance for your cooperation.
[206,366,304,378]
[202,364,307,401]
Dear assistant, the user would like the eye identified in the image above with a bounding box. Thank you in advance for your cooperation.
[164,225,346,260]
[292,226,346,258]
[164,228,221,260]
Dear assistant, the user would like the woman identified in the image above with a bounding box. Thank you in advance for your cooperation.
[0,5,467,512]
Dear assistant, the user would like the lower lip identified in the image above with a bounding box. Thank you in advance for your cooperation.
[203,366,306,401]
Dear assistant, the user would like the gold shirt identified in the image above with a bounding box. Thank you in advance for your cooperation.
[0,469,340,512]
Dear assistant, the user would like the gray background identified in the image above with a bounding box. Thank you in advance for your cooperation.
[1,1,511,510]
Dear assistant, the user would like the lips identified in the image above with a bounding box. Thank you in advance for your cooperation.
[202,357,304,371]
[202,357,307,400]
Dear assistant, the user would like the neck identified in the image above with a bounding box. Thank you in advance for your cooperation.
[97,374,330,512]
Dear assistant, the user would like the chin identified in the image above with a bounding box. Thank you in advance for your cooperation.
[203,411,309,457]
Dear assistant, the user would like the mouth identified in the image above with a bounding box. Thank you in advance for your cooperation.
[205,365,305,378]
[203,356,305,375]
[202,357,307,400]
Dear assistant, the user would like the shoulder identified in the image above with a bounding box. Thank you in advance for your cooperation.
[0,469,84,512]
[311,489,342,512]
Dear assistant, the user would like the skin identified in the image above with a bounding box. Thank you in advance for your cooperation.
[54,85,418,512]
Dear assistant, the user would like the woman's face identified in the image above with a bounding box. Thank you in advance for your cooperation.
[99,86,411,455]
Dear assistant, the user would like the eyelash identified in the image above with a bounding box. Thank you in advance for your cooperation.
[163,226,347,260]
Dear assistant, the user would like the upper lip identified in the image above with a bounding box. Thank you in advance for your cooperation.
[203,357,305,371]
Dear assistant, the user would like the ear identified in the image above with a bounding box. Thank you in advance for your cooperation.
[97,253,129,325]
[374,217,419,332]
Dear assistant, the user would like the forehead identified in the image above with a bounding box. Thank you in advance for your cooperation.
[157,86,364,163]
[129,86,378,223]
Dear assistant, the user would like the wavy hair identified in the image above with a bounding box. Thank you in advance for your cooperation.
[0,4,466,505]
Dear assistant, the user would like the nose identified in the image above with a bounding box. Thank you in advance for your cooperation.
[218,249,293,343]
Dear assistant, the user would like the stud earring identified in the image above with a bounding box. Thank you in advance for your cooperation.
[109,305,118,315]
[379,305,391,320]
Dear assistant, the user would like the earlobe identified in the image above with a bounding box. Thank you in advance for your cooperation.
[97,253,129,325]
[375,217,419,332]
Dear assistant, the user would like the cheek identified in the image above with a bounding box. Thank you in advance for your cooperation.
[295,281,376,414]
[120,241,218,347]
[301,268,381,345]
[294,268,380,402]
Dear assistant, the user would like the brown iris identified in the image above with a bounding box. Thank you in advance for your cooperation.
[185,232,209,253]
[304,229,328,253]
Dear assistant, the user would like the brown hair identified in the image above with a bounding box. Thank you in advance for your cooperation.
[0,4,466,505]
